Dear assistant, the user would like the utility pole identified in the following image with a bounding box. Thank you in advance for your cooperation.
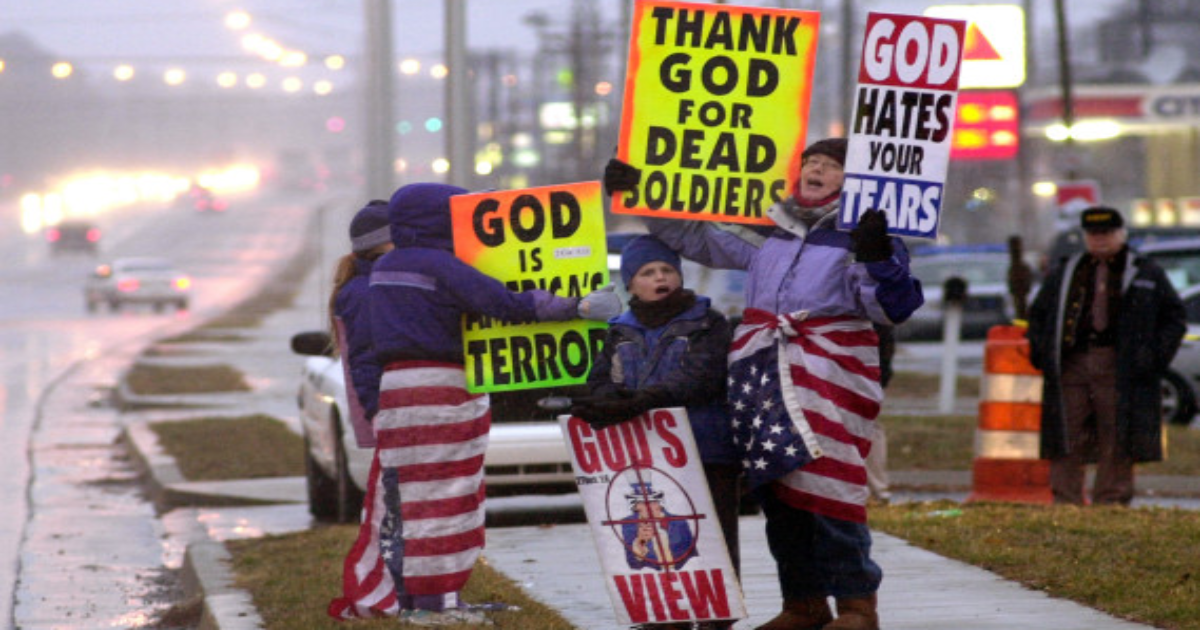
[445,0,472,188]
[364,0,395,198]
[1054,0,1078,180]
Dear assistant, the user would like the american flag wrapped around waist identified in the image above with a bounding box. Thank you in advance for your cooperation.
[728,309,882,501]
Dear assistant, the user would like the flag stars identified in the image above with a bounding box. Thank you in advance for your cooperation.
[769,423,784,435]
[761,439,776,452]
[754,457,768,470]
[742,382,753,395]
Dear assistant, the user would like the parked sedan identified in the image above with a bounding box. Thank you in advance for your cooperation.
[1162,284,1200,426]
[895,249,1016,340]
[84,257,191,313]
[290,331,579,523]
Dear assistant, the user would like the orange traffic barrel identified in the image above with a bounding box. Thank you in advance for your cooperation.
[965,324,1052,504]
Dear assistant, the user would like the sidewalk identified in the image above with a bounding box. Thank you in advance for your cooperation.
[116,260,1188,630]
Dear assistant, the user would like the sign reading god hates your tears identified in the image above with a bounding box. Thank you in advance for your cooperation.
[839,12,966,240]
[613,0,820,226]
[450,182,609,393]
[560,408,746,626]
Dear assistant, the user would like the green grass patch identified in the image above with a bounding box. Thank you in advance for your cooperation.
[883,413,976,470]
[227,525,578,629]
[149,415,304,480]
[125,363,250,395]
[887,370,981,398]
[871,501,1200,629]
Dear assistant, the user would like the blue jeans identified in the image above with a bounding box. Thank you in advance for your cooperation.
[761,491,882,600]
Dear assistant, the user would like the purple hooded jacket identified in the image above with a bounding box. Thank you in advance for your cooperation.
[368,183,579,365]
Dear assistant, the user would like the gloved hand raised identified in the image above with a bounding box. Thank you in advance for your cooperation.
[603,159,642,194]
[850,209,893,263]
[578,283,623,321]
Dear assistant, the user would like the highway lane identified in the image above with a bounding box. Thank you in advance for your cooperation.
[0,190,342,627]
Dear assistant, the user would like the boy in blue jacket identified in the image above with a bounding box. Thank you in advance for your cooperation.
[572,234,739,630]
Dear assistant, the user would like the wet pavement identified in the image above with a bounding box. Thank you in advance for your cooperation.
[107,263,1199,630]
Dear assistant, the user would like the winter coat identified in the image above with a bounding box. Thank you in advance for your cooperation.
[335,256,380,421]
[646,199,924,326]
[368,184,578,364]
[1027,248,1186,462]
[588,295,738,464]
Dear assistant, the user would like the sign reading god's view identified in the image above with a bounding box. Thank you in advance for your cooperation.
[613,0,820,226]
[450,182,609,393]
[559,408,747,627]
[839,12,966,240]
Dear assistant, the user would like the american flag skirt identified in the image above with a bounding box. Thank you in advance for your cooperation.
[328,360,490,620]
[728,309,882,523]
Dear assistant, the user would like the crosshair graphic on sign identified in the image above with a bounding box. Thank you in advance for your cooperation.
[601,465,706,571]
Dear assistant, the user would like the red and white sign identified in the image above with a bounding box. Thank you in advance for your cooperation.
[839,12,967,240]
[1056,180,1100,217]
[559,408,746,627]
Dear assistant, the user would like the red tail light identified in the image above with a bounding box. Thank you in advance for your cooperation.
[86,228,101,242]
[46,229,61,242]
[116,278,139,293]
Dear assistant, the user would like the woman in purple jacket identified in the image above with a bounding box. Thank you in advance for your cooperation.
[605,138,923,630]
[337,182,618,625]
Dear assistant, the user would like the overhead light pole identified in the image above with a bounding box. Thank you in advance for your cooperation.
[445,0,472,188]
[364,0,396,198]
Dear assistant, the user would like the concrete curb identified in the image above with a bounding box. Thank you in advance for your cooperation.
[182,541,265,630]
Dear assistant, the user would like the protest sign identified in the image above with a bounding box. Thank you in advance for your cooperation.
[450,182,609,393]
[613,0,820,225]
[839,12,966,240]
[560,408,746,626]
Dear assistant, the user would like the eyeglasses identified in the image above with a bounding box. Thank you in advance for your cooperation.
[802,156,843,172]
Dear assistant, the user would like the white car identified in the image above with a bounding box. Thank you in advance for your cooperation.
[290,331,578,522]
[84,257,191,313]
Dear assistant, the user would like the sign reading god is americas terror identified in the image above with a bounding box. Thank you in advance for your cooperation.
[450,182,610,393]
[612,0,820,226]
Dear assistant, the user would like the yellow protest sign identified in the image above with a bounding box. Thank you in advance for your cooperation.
[613,0,820,225]
[450,181,610,393]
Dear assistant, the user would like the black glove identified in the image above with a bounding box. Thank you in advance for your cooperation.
[603,158,642,195]
[850,209,893,263]
[571,388,671,430]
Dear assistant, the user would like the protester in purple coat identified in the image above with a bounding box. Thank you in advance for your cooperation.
[330,182,620,625]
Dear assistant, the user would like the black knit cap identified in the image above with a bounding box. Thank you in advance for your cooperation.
[802,137,848,167]
[1080,206,1124,231]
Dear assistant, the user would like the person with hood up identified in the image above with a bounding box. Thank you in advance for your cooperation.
[328,183,621,626]
[604,137,923,630]
[572,234,739,630]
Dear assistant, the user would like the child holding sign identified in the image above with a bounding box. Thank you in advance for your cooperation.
[605,138,923,630]
[572,234,739,630]
[337,183,621,625]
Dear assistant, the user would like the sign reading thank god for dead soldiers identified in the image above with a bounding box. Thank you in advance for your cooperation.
[559,407,747,627]
[612,0,820,226]
[449,182,609,393]
[838,12,966,240]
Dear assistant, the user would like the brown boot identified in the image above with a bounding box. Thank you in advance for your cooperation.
[754,596,833,630]
[824,594,879,630]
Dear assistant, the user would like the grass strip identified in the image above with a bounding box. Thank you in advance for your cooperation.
[125,363,250,395]
[149,415,304,481]
[227,525,578,629]
[871,501,1200,630]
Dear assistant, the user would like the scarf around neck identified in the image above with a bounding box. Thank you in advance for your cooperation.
[629,287,697,329]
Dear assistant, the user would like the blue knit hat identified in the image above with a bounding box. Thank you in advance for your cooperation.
[349,200,390,253]
[620,235,681,288]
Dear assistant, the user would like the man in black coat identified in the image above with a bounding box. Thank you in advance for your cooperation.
[1027,206,1186,505]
